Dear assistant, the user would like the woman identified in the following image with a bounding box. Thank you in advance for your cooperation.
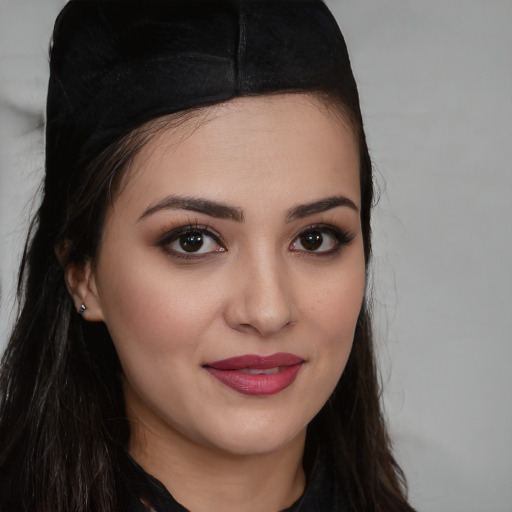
[0,1,416,511]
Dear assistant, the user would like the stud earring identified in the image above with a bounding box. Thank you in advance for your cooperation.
[78,304,87,315]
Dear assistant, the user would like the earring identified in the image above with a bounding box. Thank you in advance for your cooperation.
[78,304,87,315]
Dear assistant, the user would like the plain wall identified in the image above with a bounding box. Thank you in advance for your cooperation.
[1,1,511,511]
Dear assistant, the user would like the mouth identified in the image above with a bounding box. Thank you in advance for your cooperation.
[203,353,304,396]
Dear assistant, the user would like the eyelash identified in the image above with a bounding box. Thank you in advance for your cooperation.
[156,223,225,260]
[290,223,354,256]
[156,223,354,260]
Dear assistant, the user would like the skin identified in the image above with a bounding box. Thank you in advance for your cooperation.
[70,94,365,511]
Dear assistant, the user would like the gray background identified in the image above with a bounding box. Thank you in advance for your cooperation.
[1,1,511,510]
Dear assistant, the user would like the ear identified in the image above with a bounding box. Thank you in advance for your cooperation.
[64,260,105,322]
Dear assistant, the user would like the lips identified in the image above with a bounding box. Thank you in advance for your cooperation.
[203,353,304,396]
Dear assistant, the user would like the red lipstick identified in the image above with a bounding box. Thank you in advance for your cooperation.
[203,353,304,396]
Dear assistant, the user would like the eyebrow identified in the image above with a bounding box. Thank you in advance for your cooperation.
[285,195,359,222]
[138,194,358,223]
[138,195,244,222]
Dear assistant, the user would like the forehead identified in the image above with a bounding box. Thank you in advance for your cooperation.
[112,93,360,217]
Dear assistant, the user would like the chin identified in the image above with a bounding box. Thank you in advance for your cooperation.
[189,410,309,458]
[207,428,306,458]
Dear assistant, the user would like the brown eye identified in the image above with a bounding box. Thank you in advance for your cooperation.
[179,232,204,252]
[300,231,323,251]
[290,226,346,254]
[162,227,225,257]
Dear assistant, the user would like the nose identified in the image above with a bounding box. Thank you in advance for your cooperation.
[224,253,296,337]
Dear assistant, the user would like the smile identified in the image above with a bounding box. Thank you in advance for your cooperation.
[203,353,304,396]
[239,367,281,375]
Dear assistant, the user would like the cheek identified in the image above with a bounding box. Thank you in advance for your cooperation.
[95,246,217,358]
[285,262,364,434]
[303,250,366,377]
[94,254,216,422]
[306,250,366,333]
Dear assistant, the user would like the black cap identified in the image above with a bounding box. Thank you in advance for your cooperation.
[45,0,357,202]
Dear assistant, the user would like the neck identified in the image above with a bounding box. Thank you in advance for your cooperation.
[128,409,306,512]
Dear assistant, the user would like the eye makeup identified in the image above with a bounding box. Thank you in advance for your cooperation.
[155,222,226,260]
[290,223,355,257]
[153,220,354,262]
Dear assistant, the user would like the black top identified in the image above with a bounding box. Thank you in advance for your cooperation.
[125,452,349,512]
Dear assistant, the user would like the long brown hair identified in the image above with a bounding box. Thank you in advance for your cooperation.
[0,2,415,511]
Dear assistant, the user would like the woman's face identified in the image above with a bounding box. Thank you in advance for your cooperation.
[86,94,365,456]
